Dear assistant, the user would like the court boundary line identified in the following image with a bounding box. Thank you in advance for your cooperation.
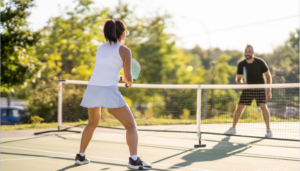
[0,131,85,140]
[1,154,75,161]
[0,134,58,140]
[1,146,213,171]
[0,129,125,140]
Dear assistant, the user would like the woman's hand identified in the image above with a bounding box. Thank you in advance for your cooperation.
[123,74,132,87]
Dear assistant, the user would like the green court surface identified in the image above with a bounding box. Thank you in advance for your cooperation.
[1,127,299,171]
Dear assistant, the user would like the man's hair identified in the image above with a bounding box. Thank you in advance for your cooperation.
[245,44,254,51]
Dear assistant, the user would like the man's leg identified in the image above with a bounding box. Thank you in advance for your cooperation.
[232,104,246,128]
[259,103,270,130]
[225,89,249,135]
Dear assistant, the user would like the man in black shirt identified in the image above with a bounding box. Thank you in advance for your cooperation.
[225,44,273,138]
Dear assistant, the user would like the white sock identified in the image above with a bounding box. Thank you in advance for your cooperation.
[130,155,138,161]
[79,152,85,157]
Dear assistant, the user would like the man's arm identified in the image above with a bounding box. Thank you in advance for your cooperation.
[263,70,272,90]
[263,70,272,100]
[235,74,244,84]
[236,61,244,84]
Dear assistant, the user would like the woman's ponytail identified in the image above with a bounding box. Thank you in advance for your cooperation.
[103,19,118,44]
[103,19,127,44]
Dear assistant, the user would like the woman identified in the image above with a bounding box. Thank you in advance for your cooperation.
[75,19,152,170]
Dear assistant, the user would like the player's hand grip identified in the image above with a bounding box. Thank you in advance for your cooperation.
[120,76,136,88]
[125,79,136,88]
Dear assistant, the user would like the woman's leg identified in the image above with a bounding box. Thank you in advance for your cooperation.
[79,107,101,153]
[108,104,138,156]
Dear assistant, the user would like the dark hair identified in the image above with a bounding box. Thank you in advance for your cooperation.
[103,19,127,44]
[245,43,254,51]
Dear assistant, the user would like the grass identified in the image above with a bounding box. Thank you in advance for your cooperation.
[201,114,299,124]
[1,115,298,131]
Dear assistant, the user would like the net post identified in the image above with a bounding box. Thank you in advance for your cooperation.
[57,80,64,130]
[34,79,81,135]
[195,85,206,148]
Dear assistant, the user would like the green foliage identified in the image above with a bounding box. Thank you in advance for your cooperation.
[180,108,191,120]
[25,80,58,122]
[7,0,298,124]
[241,100,262,120]
[206,89,239,118]
[209,54,236,84]
[34,0,107,82]
[24,0,108,122]
[30,115,44,124]
[1,0,42,91]
[268,29,299,83]
[189,47,243,84]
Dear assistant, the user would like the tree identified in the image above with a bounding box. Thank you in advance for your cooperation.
[24,0,108,121]
[1,0,41,92]
[109,3,207,118]
[34,0,107,82]
[268,29,299,83]
[23,0,211,121]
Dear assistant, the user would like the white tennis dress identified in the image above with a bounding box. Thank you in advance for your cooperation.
[80,42,127,108]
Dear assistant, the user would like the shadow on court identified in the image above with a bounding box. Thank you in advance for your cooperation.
[169,137,264,169]
[150,136,264,170]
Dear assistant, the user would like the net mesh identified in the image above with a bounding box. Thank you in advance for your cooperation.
[60,81,299,148]
[61,83,198,139]
[201,86,299,147]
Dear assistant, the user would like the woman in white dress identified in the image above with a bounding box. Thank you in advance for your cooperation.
[74,19,151,170]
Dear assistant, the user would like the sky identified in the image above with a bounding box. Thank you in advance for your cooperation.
[27,0,299,53]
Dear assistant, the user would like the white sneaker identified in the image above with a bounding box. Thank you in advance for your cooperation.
[265,129,273,138]
[225,127,236,135]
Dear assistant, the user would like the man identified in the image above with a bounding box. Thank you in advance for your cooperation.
[225,44,273,138]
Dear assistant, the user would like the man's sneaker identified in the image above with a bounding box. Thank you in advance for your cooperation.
[265,129,273,138]
[74,154,90,165]
[127,157,152,170]
[225,127,236,135]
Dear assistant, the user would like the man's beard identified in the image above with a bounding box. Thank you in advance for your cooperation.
[245,55,253,60]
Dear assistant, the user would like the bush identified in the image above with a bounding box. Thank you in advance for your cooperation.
[180,108,190,120]
[30,115,44,124]
[26,80,58,122]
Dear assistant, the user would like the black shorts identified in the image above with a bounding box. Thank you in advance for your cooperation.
[238,89,266,106]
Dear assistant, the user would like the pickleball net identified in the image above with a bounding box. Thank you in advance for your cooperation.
[57,80,299,148]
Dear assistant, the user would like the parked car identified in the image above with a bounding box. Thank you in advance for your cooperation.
[1,106,27,125]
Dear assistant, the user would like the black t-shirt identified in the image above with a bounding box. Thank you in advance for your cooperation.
[237,57,269,84]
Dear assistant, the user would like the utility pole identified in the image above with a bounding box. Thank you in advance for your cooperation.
[7,90,11,106]
[209,50,218,116]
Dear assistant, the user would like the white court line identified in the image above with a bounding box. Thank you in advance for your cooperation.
[1,146,213,171]
[1,146,74,155]
[0,133,81,140]
[0,135,53,140]
[1,154,75,161]
[0,131,117,140]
